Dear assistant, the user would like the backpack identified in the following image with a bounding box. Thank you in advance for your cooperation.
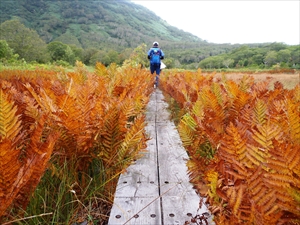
[150,48,161,64]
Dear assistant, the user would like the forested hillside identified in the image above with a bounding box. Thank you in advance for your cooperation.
[0,0,202,49]
[0,0,299,69]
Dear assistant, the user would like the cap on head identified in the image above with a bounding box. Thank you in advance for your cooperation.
[153,41,159,47]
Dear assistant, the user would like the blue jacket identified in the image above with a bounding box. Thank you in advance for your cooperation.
[148,47,164,64]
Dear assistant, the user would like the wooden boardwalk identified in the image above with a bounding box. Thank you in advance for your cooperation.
[108,89,213,225]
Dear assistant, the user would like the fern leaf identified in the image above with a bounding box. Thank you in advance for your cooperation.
[238,75,254,92]
[178,113,199,147]
[206,170,219,202]
[257,189,276,207]
[15,131,59,209]
[267,157,290,174]
[118,116,145,163]
[211,82,223,105]
[191,99,204,120]
[253,99,267,125]
[264,173,296,185]
[0,140,21,216]
[0,90,22,140]
[98,106,127,166]
[225,80,240,99]
[264,177,291,188]
[252,186,268,204]
[233,185,245,216]
[221,123,252,169]
[251,123,281,150]
[246,145,268,166]
[286,99,300,144]
[227,187,237,206]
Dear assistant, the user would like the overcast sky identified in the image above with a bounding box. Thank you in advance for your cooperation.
[131,0,300,45]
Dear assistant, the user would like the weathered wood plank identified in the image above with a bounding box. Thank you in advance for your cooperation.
[109,89,214,225]
[155,90,212,223]
[162,196,213,225]
[108,197,162,225]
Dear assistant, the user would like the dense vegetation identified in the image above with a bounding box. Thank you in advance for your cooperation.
[0,62,153,224]
[160,70,300,225]
[0,0,299,69]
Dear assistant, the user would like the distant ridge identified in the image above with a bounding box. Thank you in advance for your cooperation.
[0,0,204,50]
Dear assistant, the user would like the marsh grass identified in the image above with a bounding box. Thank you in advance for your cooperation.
[4,158,113,225]
[213,72,300,90]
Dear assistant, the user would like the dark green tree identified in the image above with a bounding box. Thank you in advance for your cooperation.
[0,20,49,62]
[0,40,14,59]
[289,46,300,68]
[47,41,75,64]
[82,48,98,65]
[277,49,291,63]
[264,51,278,67]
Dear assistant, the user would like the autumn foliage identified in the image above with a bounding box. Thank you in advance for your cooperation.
[160,69,300,225]
[0,62,153,220]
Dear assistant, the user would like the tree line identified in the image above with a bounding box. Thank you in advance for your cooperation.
[198,44,300,70]
[1,20,299,69]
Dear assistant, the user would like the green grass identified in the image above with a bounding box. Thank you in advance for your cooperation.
[4,158,112,225]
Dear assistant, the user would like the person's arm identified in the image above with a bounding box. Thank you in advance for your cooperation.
[147,49,151,59]
[160,49,165,60]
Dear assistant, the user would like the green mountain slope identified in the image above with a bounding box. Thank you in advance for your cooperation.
[1,0,296,69]
[0,0,202,50]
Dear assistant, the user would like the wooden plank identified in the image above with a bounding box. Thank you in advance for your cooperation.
[156,122,198,196]
[154,90,214,224]
[108,197,162,225]
[145,104,156,122]
[162,196,213,225]
[156,97,171,122]
[156,121,188,157]
[114,124,159,198]
[109,88,214,225]
[114,165,159,198]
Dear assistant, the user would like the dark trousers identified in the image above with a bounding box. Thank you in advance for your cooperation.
[150,63,161,86]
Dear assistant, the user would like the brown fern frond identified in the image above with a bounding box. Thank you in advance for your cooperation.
[246,145,269,166]
[286,98,300,144]
[15,130,59,210]
[253,99,267,126]
[252,123,281,150]
[233,185,245,216]
[257,189,277,208]
[178,113,200,148]
[24,83,58,114]
[264,173,297,186]
[98,106,127,167]
[0,140,21,217]
[224,79,240,99]
[288,150,300,172]
[0,90,22,141]
[251,78,272,97]
[252,186,269,204]
[191,99,205,121]
[293,84,300,102]
[117,116,146,165]
[178,121,196,147]
[247,166,264,192]
[267,157,290,174]
[211,82,224,105]
[95,62,108,78]
[220,122,252,170]
[238,75,254,92]
[227,186,237,207]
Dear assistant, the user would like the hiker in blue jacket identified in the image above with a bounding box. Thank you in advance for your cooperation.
[147,41,164,88]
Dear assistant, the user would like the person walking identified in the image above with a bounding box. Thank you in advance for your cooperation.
[147,41,164,88]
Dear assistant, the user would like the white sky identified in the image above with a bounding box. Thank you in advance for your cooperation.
[131,0,300,45]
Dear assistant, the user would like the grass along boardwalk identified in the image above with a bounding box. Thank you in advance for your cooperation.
[108,89,213,225]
